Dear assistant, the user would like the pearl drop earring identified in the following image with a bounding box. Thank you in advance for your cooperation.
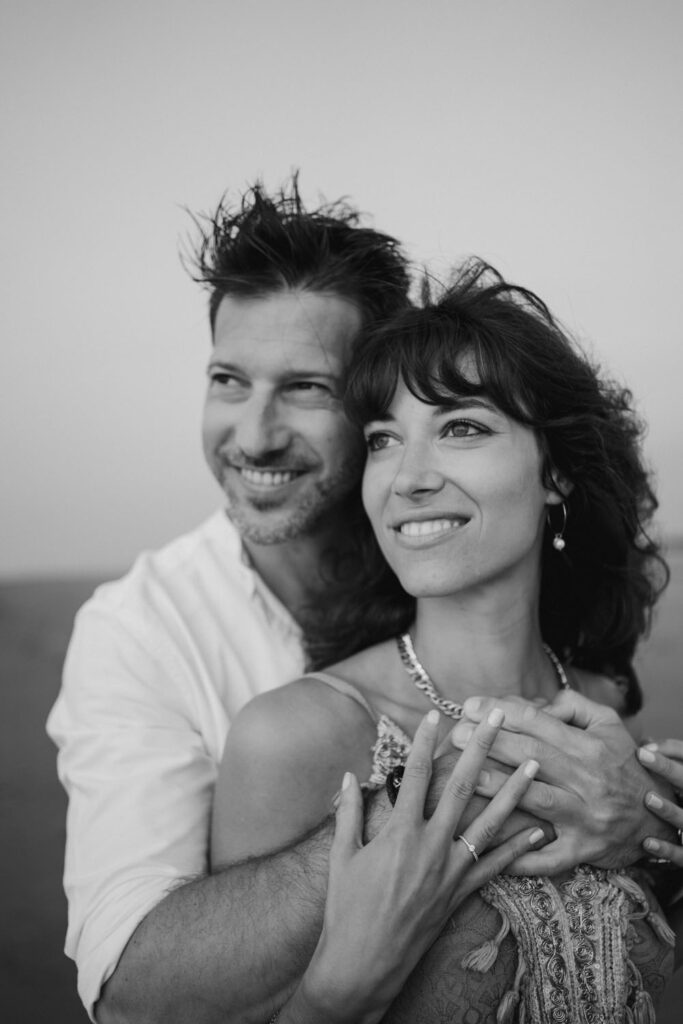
[549,502,568,552]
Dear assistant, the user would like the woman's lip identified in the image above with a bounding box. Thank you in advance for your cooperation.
[393,514,470,531]
[392,516,470,539]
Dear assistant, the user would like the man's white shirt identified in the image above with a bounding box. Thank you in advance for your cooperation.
[46,511,305,1019]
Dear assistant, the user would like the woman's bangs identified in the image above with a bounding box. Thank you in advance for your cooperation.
[403,323,509,411]
[345,340,402,425]
[348,310,538,426]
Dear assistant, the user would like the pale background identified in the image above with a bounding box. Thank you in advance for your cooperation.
[2,0,682,579]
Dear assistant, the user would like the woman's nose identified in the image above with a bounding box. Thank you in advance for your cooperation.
[391,445,444,498]
[232,395,291,460]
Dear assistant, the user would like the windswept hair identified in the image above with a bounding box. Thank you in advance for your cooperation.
[187,172,411,332]
[310,259,668,710]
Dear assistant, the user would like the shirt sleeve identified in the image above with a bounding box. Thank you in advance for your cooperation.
[46,597,219,1020]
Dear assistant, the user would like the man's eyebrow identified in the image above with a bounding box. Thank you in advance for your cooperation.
[206,359,339,381]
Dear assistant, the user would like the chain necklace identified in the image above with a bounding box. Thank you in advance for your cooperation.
[396,632,570,721]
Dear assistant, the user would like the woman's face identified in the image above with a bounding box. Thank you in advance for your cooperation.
[361,377,563,600]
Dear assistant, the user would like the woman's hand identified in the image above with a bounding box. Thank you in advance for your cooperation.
[285,708,544,1024]
[638,741,683,865]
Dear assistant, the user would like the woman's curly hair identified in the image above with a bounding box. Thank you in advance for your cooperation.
[308,259,668,712]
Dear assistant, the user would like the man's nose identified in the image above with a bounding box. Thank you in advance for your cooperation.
[233,394,290,460]
[392,444,444,498]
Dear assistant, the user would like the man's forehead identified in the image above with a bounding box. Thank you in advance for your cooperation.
[211,289,362,373]
[215,290,360,336]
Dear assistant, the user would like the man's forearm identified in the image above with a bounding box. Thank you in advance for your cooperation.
[97,817,334,1024]
[95,766,545,1024]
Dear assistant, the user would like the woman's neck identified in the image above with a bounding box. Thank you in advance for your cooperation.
[409,590,560,704]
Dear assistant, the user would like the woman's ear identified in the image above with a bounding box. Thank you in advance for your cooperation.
[545,468,573,506]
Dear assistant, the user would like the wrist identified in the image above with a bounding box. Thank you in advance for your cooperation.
[286,955,385,1024]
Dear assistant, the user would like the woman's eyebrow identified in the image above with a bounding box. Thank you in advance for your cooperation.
[435,397,497,414]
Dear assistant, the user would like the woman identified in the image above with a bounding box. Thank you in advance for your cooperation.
[212,260,674,1021]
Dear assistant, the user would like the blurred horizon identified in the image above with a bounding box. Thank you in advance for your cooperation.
[2,529,683,585]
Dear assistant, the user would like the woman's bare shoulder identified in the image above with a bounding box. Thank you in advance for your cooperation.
[237,671,378,760]
[212,672,379,866]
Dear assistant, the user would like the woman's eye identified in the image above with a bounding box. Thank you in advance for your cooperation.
[443,419,488,438]
[365,432,397,452]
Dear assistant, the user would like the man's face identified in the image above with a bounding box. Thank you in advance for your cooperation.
[203,289,365,545]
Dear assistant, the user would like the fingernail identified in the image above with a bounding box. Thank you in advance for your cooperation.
[523,705,537,722]
[452,723,474,745]
[638,748,656,764]
[488,707,504,727]
[529,828,545,845]
[464,697,481,715]
[644,837,660,853]
[644,742,658,752]
[341,771,351,791]
[524,760,540,779]
[426,709,440,726]
[478,770,491,787]
[646,792,663,810]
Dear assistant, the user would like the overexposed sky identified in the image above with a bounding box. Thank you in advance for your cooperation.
[2,0,682,576]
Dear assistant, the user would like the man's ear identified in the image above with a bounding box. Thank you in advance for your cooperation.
[545,469,573,507]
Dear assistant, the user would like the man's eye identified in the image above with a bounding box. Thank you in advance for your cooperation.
[208,371,241,387]
[443,419,488,438]
[287,381,329,393]
[284,381,335,402]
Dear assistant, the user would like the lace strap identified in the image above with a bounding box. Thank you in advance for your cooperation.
[302,672,379,723]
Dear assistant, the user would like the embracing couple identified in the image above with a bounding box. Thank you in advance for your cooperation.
[48,175,683,1023]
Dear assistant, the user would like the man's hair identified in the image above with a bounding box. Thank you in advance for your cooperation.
[309,259,668,709]
[188,173,411,333]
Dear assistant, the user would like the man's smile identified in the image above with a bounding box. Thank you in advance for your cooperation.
[237,467,305,489]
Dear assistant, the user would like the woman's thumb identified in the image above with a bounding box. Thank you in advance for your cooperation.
[331,772,364,860]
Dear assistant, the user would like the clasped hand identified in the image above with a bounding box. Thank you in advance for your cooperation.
[449,690,676,874]
[292,709,543,1024]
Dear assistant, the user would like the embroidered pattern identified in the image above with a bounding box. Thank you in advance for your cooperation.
[368,714,412,786]
[368,715,672,1022]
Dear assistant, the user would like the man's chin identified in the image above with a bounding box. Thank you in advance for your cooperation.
[226,504,313,545]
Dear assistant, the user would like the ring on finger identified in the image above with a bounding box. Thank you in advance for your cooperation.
[456,834,479,862]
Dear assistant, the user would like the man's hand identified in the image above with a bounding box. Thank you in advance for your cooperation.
[638,740,683,866]
[449,691,676,874]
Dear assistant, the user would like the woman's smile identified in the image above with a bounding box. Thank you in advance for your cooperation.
[393,515,470,542]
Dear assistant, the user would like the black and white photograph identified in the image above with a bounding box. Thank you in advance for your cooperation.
[2,2,682,1021]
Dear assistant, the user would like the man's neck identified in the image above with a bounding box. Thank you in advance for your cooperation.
[242,530,332,624]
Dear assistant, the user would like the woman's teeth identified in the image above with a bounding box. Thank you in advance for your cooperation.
[398,518,464,537]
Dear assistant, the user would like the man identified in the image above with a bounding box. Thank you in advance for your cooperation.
[47,177,677,1024]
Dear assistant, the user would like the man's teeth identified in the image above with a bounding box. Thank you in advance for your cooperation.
[240,468,298,487]
[399,519,464,537]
